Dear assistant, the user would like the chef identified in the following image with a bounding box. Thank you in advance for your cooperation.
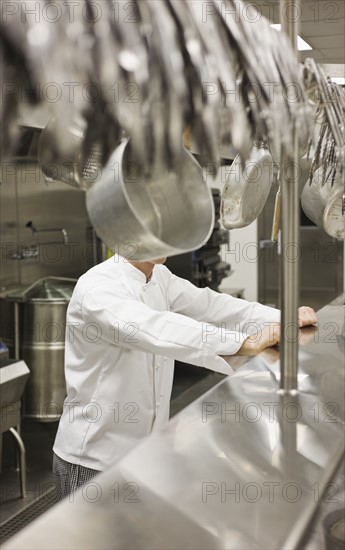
[53,255,317,499]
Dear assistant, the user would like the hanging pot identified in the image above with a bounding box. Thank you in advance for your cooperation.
[301,167,345,240]
[85,139,215,260]
[221,145,275,229]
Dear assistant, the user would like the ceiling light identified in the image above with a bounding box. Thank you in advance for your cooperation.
[271,24,313,51]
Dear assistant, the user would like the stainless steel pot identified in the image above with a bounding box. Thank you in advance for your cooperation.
[3,278,76,422]
[301,168,345,240]
[86,139,215,260]
[221,145,275,230]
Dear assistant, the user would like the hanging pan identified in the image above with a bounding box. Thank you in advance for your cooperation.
[85,139,215,260]
[301,167,345,240]
[221,145,275,229]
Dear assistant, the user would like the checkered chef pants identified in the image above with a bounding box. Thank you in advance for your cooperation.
[52,452,100,500]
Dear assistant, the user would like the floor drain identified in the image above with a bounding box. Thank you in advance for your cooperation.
[0,486,59,545]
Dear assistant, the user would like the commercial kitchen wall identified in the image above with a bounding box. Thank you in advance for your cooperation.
[0,158,93,291]
[206,164,258,302]
[220,221,258,302]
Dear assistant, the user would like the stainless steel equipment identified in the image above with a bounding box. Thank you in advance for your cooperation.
[258,159,344,311]
[38,116,103,190]
[0,136,94,291]
[25,221,69,245]
[86,139,215,260]
[303,58,345,186]
[3,297,344,549]
[221,145,275,229]
[3,278,76,422]
[302,59,345,239]
[301,167,345,240]
[0,359,30,498]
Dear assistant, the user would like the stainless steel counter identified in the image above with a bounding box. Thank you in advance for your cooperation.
[4,298,345,550]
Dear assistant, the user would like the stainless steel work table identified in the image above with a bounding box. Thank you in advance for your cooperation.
[4,298,345,550]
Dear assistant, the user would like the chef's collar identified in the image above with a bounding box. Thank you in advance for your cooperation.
[121,256,154,285]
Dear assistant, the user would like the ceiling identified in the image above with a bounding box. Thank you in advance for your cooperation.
[242,0,345,67]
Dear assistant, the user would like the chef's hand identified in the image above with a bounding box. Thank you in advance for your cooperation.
[225,307,317,358]
[237,324,281,356]
[260,325,319,364]
[298,306,318,327]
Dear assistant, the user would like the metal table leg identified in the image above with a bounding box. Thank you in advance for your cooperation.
[9,427,27,499]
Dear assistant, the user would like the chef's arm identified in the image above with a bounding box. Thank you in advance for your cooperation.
[82,287,251,375]
[166,270,280,330]
[166,271,317,331]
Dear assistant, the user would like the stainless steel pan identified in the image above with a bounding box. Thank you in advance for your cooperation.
[85,139,215,260]
[301,167,345,240]
[220,145,275,230]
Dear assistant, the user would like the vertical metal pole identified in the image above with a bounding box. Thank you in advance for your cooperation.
[279,0,300,393]
[14,301,20,359]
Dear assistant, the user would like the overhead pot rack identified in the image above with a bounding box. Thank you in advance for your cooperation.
[1,0,313,267]
[1,0,311,170]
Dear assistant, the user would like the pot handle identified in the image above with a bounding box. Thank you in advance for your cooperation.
[271,187,281,242]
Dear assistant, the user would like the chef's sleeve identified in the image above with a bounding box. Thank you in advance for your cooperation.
[165,268,280,334]
[81,287,249,375]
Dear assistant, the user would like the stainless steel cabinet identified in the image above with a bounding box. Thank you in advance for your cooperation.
[258,172,343,310]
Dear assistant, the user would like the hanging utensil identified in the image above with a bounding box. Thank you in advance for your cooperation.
[2,0,312,173]
[271,187,282,242]
[38,116,103,189]
[303,59,345,188]
[221,144,275,229]
[301,167,345,240]
[85,139,215,259]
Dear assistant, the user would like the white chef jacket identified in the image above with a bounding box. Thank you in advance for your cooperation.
[53,255,280,470]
